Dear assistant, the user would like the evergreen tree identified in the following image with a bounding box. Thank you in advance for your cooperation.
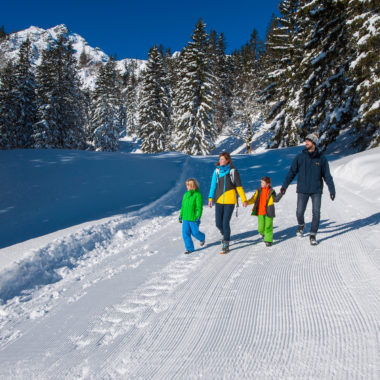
[14,38,37,148]
[297,0,355,150]
[164,52,181,150]
[348,0,380,149]
[82,88,92,147]
[89,57,120,151]
[138,45,171,153]
[260,0,379,151]
[0,40,37,150]
[229,30,264,153]
[126,71,138,135]
[79,49,90,68]
[0,25,6,41]
[260,0,302,148]
[174,18,217,155]
[33,33,85,149]
[0,62,18,149]
[209,32,233,134]
[121,60,139,136]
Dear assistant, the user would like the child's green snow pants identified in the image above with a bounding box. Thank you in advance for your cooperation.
[257,215,273,243]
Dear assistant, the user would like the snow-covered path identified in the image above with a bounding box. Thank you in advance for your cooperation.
[1,148,379,379]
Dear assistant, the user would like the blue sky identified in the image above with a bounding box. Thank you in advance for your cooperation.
[3,0,280,60]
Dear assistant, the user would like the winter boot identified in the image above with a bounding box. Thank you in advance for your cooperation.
[200,238,206,247]
[265,242,272,247]
[184,250,194,254]
[220,241,230,254]
[296,224,305,237]
[310,234,318,246]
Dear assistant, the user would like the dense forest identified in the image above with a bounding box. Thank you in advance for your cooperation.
[0,0,379,154]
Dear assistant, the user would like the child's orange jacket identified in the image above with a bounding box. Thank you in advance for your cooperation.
[247,187,283,218]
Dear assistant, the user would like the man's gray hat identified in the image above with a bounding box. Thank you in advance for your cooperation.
[305,133,318,145]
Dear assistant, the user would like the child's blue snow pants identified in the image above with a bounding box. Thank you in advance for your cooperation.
[182,220,205,252]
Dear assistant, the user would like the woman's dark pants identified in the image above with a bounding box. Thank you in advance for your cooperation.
[215,203,235,242]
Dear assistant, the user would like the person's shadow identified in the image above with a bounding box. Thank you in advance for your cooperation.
[230,225,297,249]
[196,230,261,252]
[228,212,380,249]
[230,230,261,249]
[317,212,380,243]
[198,226,298,251]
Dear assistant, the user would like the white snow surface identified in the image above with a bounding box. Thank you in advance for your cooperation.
[1,146,380,379]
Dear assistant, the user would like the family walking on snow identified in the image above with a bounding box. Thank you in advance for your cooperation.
[179,133,336,254]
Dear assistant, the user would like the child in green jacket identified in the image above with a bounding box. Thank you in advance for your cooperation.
[179,179,206,254]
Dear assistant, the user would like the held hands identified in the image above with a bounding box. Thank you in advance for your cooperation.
[209,199,248,208]
[280,187,286,195]
[195,218,201,226]
[178,216,182,223]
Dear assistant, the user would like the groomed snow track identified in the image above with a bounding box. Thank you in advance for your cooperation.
[0,151,379,379]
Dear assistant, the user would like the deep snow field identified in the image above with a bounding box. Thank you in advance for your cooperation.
[0,145,379,379]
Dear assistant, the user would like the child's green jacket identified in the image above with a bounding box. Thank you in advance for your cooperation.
[180,189,203,221]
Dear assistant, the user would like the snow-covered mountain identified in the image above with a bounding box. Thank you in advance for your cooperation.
[0,24,147,89]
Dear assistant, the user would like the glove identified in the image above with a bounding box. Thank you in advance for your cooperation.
[178,216,182,223]
[330,194,335,201]
[195,218,201,226]
[280,187,286,195]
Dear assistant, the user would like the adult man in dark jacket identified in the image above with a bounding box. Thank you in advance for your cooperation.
[280,133,335,245]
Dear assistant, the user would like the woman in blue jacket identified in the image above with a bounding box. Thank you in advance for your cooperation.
[208,152,248,253]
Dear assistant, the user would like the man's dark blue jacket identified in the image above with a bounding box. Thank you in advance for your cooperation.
[282,148,335,195]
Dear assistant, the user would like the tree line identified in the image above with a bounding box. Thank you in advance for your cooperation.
[0,0,379,153]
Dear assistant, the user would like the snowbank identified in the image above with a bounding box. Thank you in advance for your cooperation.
[0,149,185,248]
[331,146,380,199]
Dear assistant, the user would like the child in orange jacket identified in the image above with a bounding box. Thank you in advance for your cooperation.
[247,176,283,246]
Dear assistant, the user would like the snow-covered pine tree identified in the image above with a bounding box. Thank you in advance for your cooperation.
[297,0,355,150]
[165,49,180,93]
[32,47,58,148]
[261,0,302,148]
[33,32,85,149]
[60,37,86,149]
[174,18,217,155]
[0,25,6,41]
[209,31,233,134]
[120,60,140,137]
[0,61,18,149]
[161,49,176,150]
[229,29,265,153]
[79,48,90,68]
[348,0,380,150]
[125,71,138,135]
[116,74,127,136]
[165,52,182,151]
[14,38,37,148]
[82,88,92,146]
[138,45,171,153]
[89,57,120,151]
